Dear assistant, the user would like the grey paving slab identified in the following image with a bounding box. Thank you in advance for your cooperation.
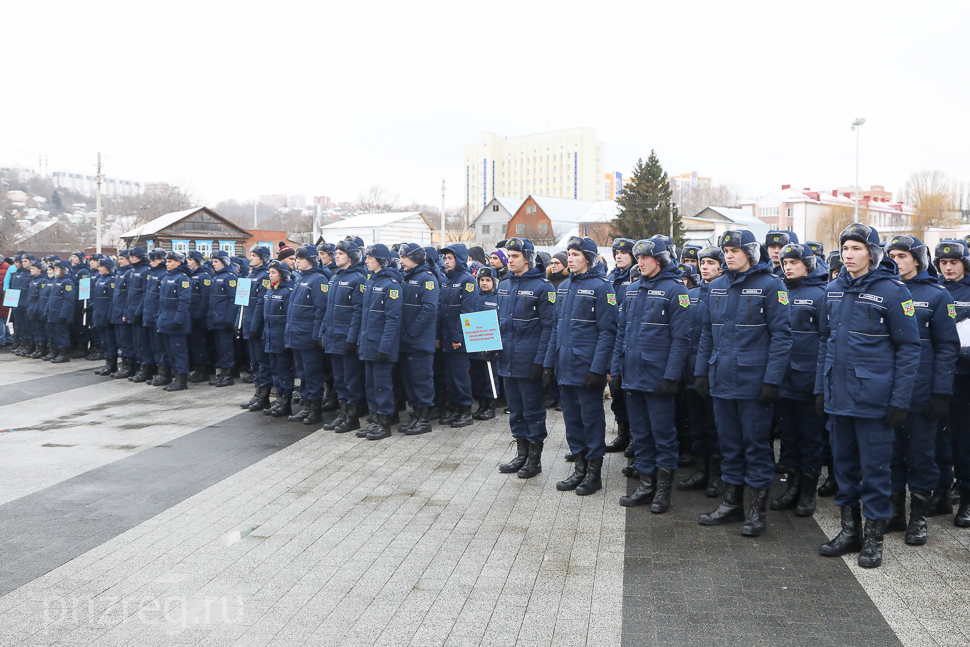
[0,365,105,407]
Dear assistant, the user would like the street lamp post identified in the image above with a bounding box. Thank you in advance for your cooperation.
[851,118,865,219]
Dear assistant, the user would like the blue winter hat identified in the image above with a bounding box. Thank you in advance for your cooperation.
[765,230,792,247]
[934,240,970,273]
[366,244,393,261]
[130,246,147,260]
[295,244,320,266]
[504,237,537,269]
[806,241,825,257]
[70,250,85,261]
[336,238,363,264]
[697,245,724,264]
[211,249,231,265]
[400,242,427,266]
[267,259,290,282]
[778,243,817,272]
[166,250,186,263]
[118,249,130,258]
[718,229,762,264]
[56,260,71,271]
[650,234,679,261]
[249,244,271,263]
[343,235,365,248]
[187,250,204,262]
[566,236,600,269]
[681,245,701,261]
[99,257,115,269]
[150,248,168,260]
[885,236,929,273]
[611,238,636,256]
[839,222,884,270]
[632,238,672,268]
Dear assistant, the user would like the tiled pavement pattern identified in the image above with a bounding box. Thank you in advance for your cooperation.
[0,351,968,646]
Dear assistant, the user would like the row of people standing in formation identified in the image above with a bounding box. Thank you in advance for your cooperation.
[6,225,970,569]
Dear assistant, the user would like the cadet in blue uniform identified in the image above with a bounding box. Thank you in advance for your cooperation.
[251,260,296,417]
[396,243,439,435]
[322,238,369,434]
[67,251,91,357]
[111,250,136,378]
[83,255,103,360]
[695,229,793,537]
[39,259,59,360]
[156,251,193,392]
[92,258,118,375]
[490,238,557,478]
[883,237,958,545]
[437,243,478,427]
[144,250,172,386]
[46,260,77,363]
[206,250,239,387]
[547,237,617,497]
[239,245,271,406]
[11,255,35,356]
[679,245,724,496]
[765,230,798,278]
[603,238,637,455]
[352,244,403,440]
[935,240,970,528]
[284,245,330,424]
[816,223,921,569]
[24,262,47,358]
[610,238,690,511]
[469,268,498,421]
[317,242,340,411]
[182,251,210,385]
[770,244,828,517]
[122,247,152,382]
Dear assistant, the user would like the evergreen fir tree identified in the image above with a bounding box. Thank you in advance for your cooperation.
[612,150,686,247]
[51,190,63,211]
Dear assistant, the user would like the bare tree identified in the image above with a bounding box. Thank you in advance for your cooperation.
[816,204,866,253]
[355,185,399,213]
[903,171,960,239]
[0,191,18,251]
[675,183,743,218]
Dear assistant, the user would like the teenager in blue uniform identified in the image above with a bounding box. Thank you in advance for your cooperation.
[770,244,828,517]
[143,250,172,386]
[546,237,617,497]
[352,244,403,440]
[815,223,921,568]
[122,247,151,381]
[235,245,271,405]
[935,240,970,528]
[111,250,136,378]
[468,267,500,421]
[882,237,958,545]
[83,255,103,360]
[610,238,690,510]
[317,242,340,411]
[695,229,793,537]
[92,258,118,375]
[396,243,439,435]
[67,251,91,357]
[251,260,296,417]
[206,250,239,387]
[765,230,798,278]
[24,262,46,358]
[437,243,478,427]
[679,245,725,496]
[603,238,636,455]
[45,260,77,363]
[489,238,557,478]
[156,251,194,392]
[180,252,209,386]
[39,260,60,360]
[284,245,330,424]
[11,255,35,356]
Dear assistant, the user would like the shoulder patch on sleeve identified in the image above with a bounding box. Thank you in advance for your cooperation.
[389,289,399,299]
[65,285,72,291]
[778,290,789,305]
[360,284,365,292]
[902,299,915,316]
[229,280,236,287]
[548,291,556,303]
[182,280,190,288]
[678,294,690,307]
[322,283,329,292]
[948,303,956,318]
[204,279,211,286]
[606,293,616,306]
[262,279,270,288]
[465,283,474,292]
[425,280,435,290]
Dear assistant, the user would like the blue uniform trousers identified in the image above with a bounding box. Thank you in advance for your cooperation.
[148,327,169,367]
[948,375,970,496]
[609,377,628,424]
[50,322,70,349]
[712,397,775,490]
[134,324,152,366]
[249,339,272,388]
[294,347,327,400]
[505,376,547,443]
[330,352,365,404]
[831,414,893,520]
[212,329,235,368]
[400,352,435,408]
[776,398,824,477]
[160,333,190,376]
[444,352,473,406]
[100,324,117,357]
[116,323,134,358]
[188,326,206,368]
[891,412,940,498]
[30,318,46,344]
[560,384,608,461]
[268,349,295,396]
[13,310,27,342]
[687,389,719,456]
[625,389,678,473]
[365,360,395,415]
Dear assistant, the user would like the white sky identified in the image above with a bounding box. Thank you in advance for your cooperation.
[3,0,968,209]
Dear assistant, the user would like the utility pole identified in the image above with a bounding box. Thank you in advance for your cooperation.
[441,179,446,245]
[96,152,103,254]
[253,201,258,230]
[851,118,865,220]
[313,204,321,244]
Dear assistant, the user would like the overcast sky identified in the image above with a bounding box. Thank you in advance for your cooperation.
[3,1,968,210]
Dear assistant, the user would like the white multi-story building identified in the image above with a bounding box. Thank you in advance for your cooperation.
[463,128,606,215]
[52,171,142,197]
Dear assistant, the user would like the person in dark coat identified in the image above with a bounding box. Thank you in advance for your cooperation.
[92,258,118,375]
[206,250,239,387]
[156,251,194,392]
[468,267,499,421]
[546,252,568,290]
[111,250,136,378]
[283,245,330,424]
[144,249,172,386]
[46,260,77,363]
[251,260,296,417]
[437,243,478,427]
[396,243,440,435]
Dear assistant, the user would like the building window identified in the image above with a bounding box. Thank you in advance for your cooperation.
[482,225,490,235]
[172,239,190,254]
[538,222,548,234]
[146,240,155,252]
[516,224,525,235]
[219,240,236,255]
[195,240,212,256]
[492,204,499,212]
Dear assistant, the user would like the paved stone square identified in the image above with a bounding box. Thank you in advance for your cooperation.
[0,351,968,646]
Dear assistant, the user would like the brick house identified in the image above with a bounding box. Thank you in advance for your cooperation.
[505,195,617,247]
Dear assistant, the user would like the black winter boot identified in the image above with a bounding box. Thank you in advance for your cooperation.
[42,345,56,361]
[770,471,801,511]
[402,407,432,435]
[928,484,954,516]
[208,369,222,386]
[70,344,89,359]
[620,472,657,507]
[96,356,118,376]
[450,404,473,428]
[131,364,150,382]
[241,385,261,409]
[214,369,234,387]
[517,441,543,479]
[398,409,419,433]
[817,469,839,497]
[28,342,43,359]
[271,394,293,418]
[334,403,362,433]
[622,455,641,479]
[677,454,709,491]
[473,399,495,420]
[357,414,381,438]
[264,396,282,416]
[151,365,172,386]
[858,518,887,568]
[955,490,970,528]
[565,452,575,462]
[439,405,459,425]
[577,457,603,496]
[906,493,929,545]
[604,420,630,453]
[112,358,132,378]
[500,439,529,473]
[164,374,188,392]
[651,468,674,513]
[796,473,819,517]
[188,367,209,383]
[325,402,349,430]
[819,506,863,556]
[699,483,745,526]
[321,384,339,411]
[557,454,587,491]
[249,386,272,412]
[51,348,71,363]
[742,488,770,537]
[289,398,312,422]
[887,491,907,532]
[86,346,104,361]
[365,414,393,440]
[705,456,725,498]
[303,399,323,425]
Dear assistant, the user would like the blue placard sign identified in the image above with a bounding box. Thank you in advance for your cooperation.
[3,289,20,308]
[233,278,252,306]
[460,310,503,352]
[78,278,91,300]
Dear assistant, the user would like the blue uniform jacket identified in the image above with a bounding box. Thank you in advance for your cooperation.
[354,267,403,362]
[943,273,970,375]
[253,279,294,354]
[125,260,150,322]
[284,265,328,349]
[438,246,478,353]
[93,272,116,326]
[39,275,57,320]
[684,280,713,388]
[26,275,45,319]
[607,264,636,304]
[156,265,193,335]
[143,263,166,327]
[320,262,367,354]
[242,264,270,340]
[189,265,213,323]
[110,265,132,325]
[467,288,498,360]
[12,267,31,308]
[695,257,793,399]
[546,263,617,386]
[47,275,77,323]
[904,268,958,408]
[610,262,691,392]
[71,266,92,310]
[488,266,556,379]
[815,260,921,418]
[400,263,439,354]
[206,266,239,330]
[779,265,827,401]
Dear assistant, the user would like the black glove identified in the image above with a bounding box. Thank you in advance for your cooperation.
[223,322,234,332]
[131,314,142,325]
[694,375,710,399]
[313,338,323,349]
[758,383,780,405]
[584,372,607,391]
[530,363,544,382]
[344,342,358,356]
[885,406,908,430]
[656,378,678,397]
[815,394,825,417]
[375,351,390,363]
[484,351,500,361]
[543,367,556,388]
[924,394,950,421]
